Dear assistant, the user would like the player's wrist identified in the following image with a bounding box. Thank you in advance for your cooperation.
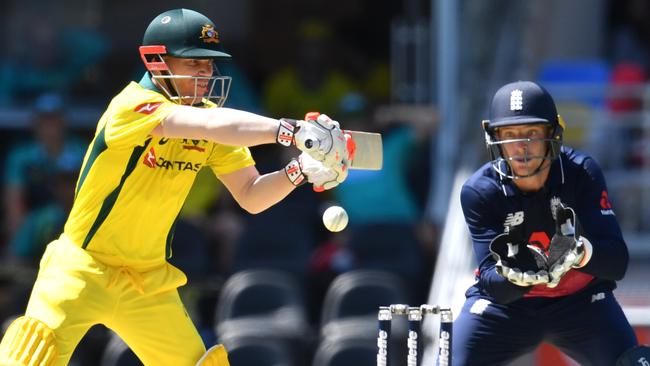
[284,157,305,186]
[573,236,592,268]
[277,118,297,147]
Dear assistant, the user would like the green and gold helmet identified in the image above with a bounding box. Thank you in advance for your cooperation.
[139,8,231,106]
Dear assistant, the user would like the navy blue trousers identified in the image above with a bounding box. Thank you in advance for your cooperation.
[451,288,638,366]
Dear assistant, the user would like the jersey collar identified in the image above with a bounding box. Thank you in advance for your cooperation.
[501,153,566,197]
[138,72,163,94]
[138,72,206,107]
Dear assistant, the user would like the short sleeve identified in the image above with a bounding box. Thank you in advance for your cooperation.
[206,143,255,176]
[102,83,181,149]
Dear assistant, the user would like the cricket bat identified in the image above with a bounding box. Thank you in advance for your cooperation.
[345,130,383,170]
[303,112,383,170]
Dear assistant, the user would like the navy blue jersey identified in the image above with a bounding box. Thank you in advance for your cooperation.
[460,146,629,304]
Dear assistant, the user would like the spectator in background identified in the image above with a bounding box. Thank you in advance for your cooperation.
[3,93,87,240]
[0,13,107,104]
[606,0,650,70]
[4,156,82,325]
[607,63,648,168]
[9,158,80,266]
[262,19,358,118]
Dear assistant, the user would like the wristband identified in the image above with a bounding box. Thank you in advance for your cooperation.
[277,118,297,147]
[284,158,305,186]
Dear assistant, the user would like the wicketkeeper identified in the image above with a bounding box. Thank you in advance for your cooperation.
[453,81,649,365]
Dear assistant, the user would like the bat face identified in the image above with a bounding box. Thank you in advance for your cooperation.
[302,111,382,171]
[345,130,383,170]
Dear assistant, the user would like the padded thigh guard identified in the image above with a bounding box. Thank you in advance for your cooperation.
[195,344,230,366]
[0,316,57,366]
[616,345,650,366]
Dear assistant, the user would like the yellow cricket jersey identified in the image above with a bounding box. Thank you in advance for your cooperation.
[62,76,254,269]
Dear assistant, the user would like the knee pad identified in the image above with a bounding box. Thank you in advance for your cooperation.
[195,344,230,366]
[0,316,57,366]
[616,345,650,366]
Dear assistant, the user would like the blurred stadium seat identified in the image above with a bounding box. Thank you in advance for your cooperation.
[215,269,312,363]
[221,335,295,366]
[348,224,426,285]
[320,270,410,326]
[232,210,313,276]
[318,270,409,363]
[312,335,377,366]
[537,59,610,106]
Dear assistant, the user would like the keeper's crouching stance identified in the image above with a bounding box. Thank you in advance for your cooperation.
[0,8,349,366]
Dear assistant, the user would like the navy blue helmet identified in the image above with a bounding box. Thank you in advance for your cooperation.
[482,81,566,179]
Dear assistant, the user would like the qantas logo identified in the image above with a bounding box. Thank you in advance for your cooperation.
[143,147,157,168]
[154,157,202,172]
[142,148,202,172]
[134,102,162,115]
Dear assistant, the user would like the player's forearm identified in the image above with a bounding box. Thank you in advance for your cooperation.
[159,106,280,146]
[577,239,629,280]
[235,170,296,214]
[480,266,531,304]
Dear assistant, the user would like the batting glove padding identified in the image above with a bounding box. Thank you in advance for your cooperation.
[299,152,347,191]
[284,153,347,191]
[490,231,550,287]
[294,113,349,169]
[546,204,593,288]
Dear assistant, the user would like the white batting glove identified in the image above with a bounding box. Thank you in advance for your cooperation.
[300,152,347,191]
[276,112,350,171]
[284,153,347,191]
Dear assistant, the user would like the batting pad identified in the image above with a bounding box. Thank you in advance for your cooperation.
[195,344,230,366]
[0,316,57,366]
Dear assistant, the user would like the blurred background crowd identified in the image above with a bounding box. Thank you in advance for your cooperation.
[0,0,649,365]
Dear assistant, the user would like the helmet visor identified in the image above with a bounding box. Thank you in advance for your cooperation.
[151,63,231,107]
[487,136,560,179]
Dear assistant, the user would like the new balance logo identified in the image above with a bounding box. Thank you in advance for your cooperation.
[134,102,162,115]
[504,211,524,228]
[510,89,523,111]
[470,299,491,315]
[591,292,605,303]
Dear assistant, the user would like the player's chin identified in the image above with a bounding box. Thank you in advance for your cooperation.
[510,159,540,175]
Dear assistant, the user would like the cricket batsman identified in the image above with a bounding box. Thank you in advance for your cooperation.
[0,8,350,366]
[453,81,649,365]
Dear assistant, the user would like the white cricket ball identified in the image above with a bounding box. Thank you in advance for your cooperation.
[322,206,349,232]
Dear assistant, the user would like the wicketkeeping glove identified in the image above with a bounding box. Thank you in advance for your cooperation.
[489,230,550,287]
[546,204,593,288]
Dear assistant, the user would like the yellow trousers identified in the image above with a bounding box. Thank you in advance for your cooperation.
[23,238,206,365]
